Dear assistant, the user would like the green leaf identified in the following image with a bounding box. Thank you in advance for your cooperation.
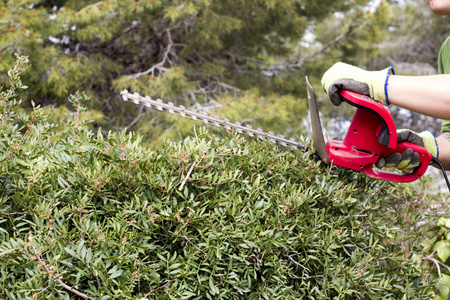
[15,159,29,167]
[209,276,218,295]
[64,247,79,259]
[109,269,123,279]
[438,217,450,228]
[434,240,450,262]
[169,263,181,269]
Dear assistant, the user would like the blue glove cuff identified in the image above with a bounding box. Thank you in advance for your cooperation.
[426,130,439,159]
[384,66,395,105]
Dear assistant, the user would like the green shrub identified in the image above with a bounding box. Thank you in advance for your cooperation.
[411,193,450,300]
[0,56,435,299]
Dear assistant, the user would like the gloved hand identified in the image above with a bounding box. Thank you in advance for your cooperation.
[321,62,395,106]
[376,130,438,174]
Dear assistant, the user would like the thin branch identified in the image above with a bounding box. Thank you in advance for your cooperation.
[131,30,173,79]
[126,105,145,128]
[179,160,196,191]
[422,255,442,277]
[0,211,26,216]
[290,273,344,280]
[213,81,241,96]
[421,251,450,277]
[239,114,266,124]
[347,239,368,254]
[258,23,362,73]
[191,77,241,99]
[144,279,175,297]
[294,24,358,67]
[179,207,196,234]
[183,235,207,256]
[193,126,199,143]
[149,26,167,47]
[414,220,430,230]
[11,0,27,14]
[286,254,307,270]
[33,285,51,298]
[30,241,96,300]
[79,1,103,11]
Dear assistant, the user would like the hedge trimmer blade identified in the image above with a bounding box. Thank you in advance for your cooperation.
[120,90,307,151]
[306,76,328,164]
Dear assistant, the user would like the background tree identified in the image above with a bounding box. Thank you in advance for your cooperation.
[0,0,389,144]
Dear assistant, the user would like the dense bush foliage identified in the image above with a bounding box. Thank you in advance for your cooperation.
[0,56,438,299]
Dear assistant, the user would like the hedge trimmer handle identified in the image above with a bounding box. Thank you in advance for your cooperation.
[326,90,432,183]
[362,141,432,183]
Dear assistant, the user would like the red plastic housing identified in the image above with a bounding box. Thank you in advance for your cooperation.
[326,90,431,183]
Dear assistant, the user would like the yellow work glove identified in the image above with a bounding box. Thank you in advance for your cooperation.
[376,130,438,174]
[321,62,395,106]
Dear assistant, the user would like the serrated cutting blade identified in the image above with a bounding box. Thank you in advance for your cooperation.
[306,76,329,164]
[120,90,307,151]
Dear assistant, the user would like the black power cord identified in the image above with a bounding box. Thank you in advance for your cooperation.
[432,157,450,192]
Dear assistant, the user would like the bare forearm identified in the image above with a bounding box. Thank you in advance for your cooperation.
[387,74,450,119]
[435,133,450,170]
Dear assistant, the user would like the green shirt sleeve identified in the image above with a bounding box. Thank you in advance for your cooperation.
[439,36,450,134]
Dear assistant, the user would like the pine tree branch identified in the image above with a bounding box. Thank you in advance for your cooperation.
[239,114,266,124]
[292,23,358,68]
[149,26,167,47]
[80,1,103,11]
[192,80,241,100]
[11,0,27,13]
[256,23,362,74]
[131,30,174,79]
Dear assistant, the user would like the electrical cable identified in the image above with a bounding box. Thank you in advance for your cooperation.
[432,157,450,192]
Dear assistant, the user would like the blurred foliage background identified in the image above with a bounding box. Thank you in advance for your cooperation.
[0,0,426,143]
[1,0,447,142]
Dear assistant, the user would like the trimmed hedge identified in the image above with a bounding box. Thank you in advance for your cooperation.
[0,56,434,299]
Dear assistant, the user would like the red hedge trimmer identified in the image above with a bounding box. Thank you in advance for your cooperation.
[121,77,450,190]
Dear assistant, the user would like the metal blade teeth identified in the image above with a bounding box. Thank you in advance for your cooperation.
[179,106,186,117]
[119,90,306,151]
[132,92,140,105]
[256,128,264,140]
[268,131,276,144]
[144,96,152,108]
[202,112,209,124]
[168,102,175,114]
[235,122,243,133]
[156,99,163,111]
[188,110,198,120]
[224,119,232,130]
[121,90,129,101]
[245,125,254,137]
[213,116,221,127]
